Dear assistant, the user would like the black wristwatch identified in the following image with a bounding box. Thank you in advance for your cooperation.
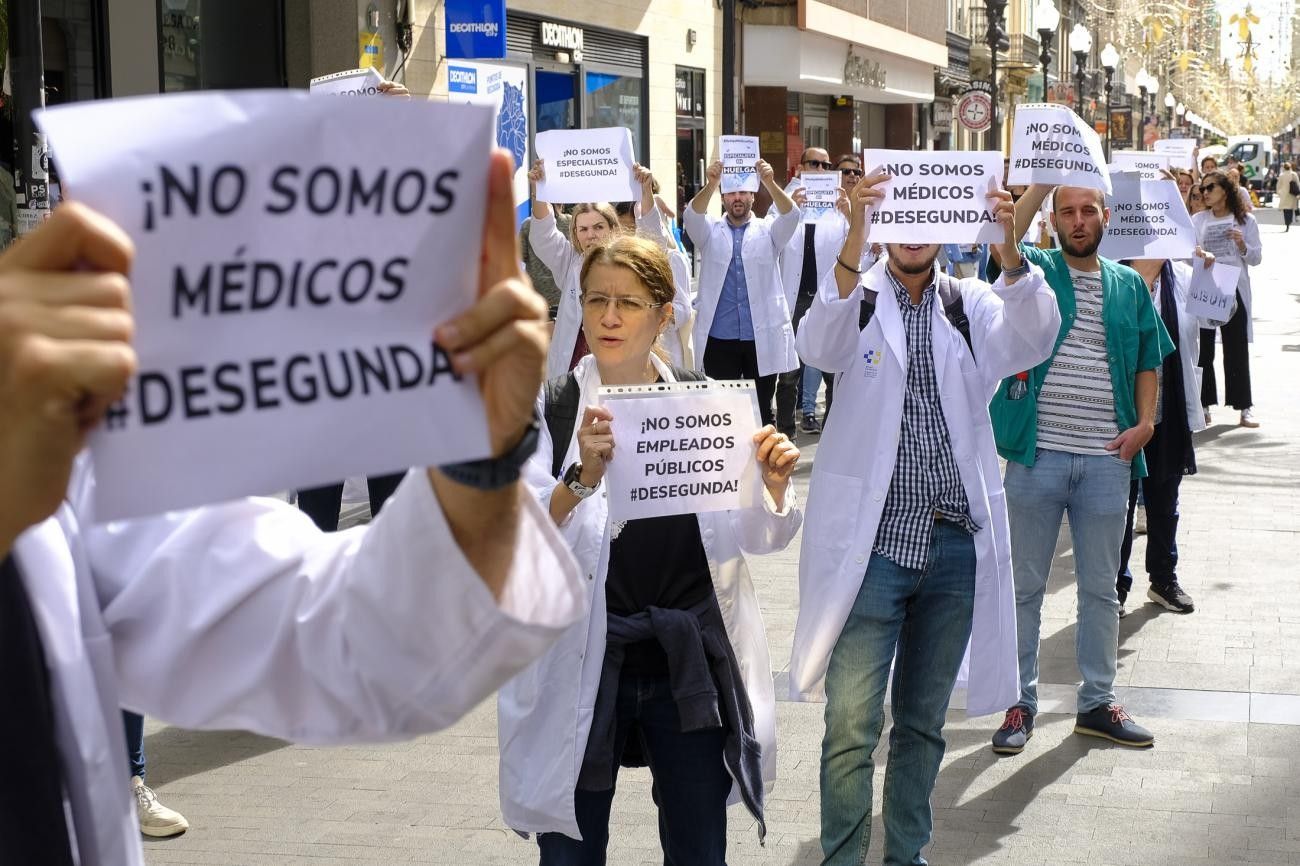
[438,416,540,490]
[562,461,599,499]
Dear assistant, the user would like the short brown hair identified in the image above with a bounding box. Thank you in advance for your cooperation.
[580,235,676,315]
[568,203,620,248]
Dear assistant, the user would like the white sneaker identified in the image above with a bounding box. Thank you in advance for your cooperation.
[1134,505,1147,535]
[133,776,189,838]
[1240,408,1260,428]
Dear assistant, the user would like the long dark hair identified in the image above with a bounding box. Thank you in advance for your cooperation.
[1202,169,1247,225]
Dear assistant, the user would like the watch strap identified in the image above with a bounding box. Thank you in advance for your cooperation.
[438,416,540,490]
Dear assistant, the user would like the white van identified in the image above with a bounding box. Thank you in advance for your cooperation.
[1225,135,1274,191]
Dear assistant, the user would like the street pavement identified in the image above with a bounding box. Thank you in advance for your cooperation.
[141,211,1300,865]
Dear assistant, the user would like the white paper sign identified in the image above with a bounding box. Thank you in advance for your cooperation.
[600,381,761,522]
[1199,216,1240,263]
[861,149,1005,244]
[798,170,841,222]
[534,127,638,204]
[1154,138,1197,170]
[1186,262,1240,322]
[36,91,495,520]
[1109,151,1171,180]
[1007,103,1112,194]
[309,67,385,96]
[720,135,760,193]
[1099,174,1197,260]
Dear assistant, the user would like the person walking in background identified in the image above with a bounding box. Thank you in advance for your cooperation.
[122,712,189,838]
[1195,169,1263,428]
[520,204,572,315]
[1276,162,1299,232]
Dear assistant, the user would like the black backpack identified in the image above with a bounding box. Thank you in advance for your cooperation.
[542,365,708,478]
[858,271,974,359]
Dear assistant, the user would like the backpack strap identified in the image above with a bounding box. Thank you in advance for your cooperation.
[857,288,880,331]
[936,272,974,359]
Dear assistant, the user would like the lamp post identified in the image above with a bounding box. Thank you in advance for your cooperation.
[1136,67,1150,130]
[1164,91,1176,137]
[1034,0,1060,101]
[1100,42,1119,159]
[1148,75,1160,123]
[1069,23,1092,119]
[985,0,1009,151]
[1176,101,1186,136]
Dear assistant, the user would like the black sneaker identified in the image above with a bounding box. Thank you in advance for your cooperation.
[1147,580,1194,613]
[1074,703,1153,748]
[991,705,1034,754]
[799,414,822,434]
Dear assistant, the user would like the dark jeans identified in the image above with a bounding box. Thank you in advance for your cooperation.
[537,674,732,866]
[702,337,777,428]
[297,473,404,532]
[1117,474,1183,594]
[1199,290,1252,410]
[123,710,145,780]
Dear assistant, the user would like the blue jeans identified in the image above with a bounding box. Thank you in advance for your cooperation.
[538,673,732,866]
[1004,449,1131,715]
[820,522,976,866]
[123,710,145,780]
[800,363,824,416]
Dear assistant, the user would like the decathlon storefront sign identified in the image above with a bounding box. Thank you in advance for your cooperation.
[445,0,506,59]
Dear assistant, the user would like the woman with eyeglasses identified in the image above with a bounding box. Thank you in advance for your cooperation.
[529,160,666,378]
[836,154,883,270]
[496,235,802,865]
[1194,169,1263,428]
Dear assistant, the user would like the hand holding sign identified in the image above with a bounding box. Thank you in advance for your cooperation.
[437,149,549,456]
[988,184,1025,274]
[847,169,891,226]
[753,425,800,510]
[0,203,136,550]
[575,405,616,487]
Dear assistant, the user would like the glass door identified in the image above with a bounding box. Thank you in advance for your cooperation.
[534,67,579,133]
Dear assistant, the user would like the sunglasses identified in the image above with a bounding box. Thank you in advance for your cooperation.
[1200,184,1219,194]
[803,160,834,170]
[840,167,864,178]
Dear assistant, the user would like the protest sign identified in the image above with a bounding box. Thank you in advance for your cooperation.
[600,380,761,522]
[1186,262,1241,322]
[1007,103,1111,194]
[1098,174,1196,260]
[1154,138,1197,170]
[720,135,760,193]
[1109,151,1171,180]
[860,149,1005,244]
[309,67,385,96]
[534,127,638,204]
[36,92,495,520]
[797,170,841,222]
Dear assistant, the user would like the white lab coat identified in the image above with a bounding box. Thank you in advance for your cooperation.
[12,462,585,866]
[637,205,696,368]
[1191,209,1263,341]
[497,355,802,839]
[1164,261,1208,434]
[682,205,801,377]
[776,212,849,312]
[788,260,1061,715]
[533,208,687,378]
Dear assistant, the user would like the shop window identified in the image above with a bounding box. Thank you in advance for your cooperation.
[585,70,642,153]
[159,0,201,92]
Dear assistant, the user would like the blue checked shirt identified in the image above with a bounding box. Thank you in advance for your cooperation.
[872,267,979,570]
[709,221,755,340]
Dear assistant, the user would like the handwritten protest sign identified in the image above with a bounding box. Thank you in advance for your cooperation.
[861,149,1005,244]
[1186,262,1240,322]
[1007,103,1111,194]
[720,135,760,193]
[309,67,385,96]
[600,380,761,522]
[798,171,841,222]
[1098,174,1196,260]
[1154,138,1197,170]
[1109,151,1171,180]
[534,127,638,204]
[36,92,494,520]
[1199,216,1241,263]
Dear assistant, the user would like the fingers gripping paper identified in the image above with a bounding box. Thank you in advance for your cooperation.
[36,91,494,520]
[599,380,762,522]
[1007,103,1111,194]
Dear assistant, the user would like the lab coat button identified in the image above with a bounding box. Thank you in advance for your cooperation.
[873,492,883,502]
[855,555,865,564]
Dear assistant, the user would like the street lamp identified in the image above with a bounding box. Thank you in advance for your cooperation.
[1148,75,1160,120]
[1069,23,1092,119]
[1136,67,1150,124]
[1035,0,1061,101]
[985,0,1010,152]
[1176,101,1186,134]
[1164,91,1176,136]
[1100,42,1119,158]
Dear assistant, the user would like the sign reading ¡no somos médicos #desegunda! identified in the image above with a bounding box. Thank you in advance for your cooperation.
[308,67,385,96]
[36,91,494,521]
[1007,103,1112,194]
[599,380,762,522]
[860,149,1005,244]
[720,135,760,194]
[1109,151,1171,181]
[1098,173,1197,260]
[533,127,639,205]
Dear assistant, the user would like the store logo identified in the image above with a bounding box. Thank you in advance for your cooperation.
[445,0,506,59]
[448,65,478,94]
[541,21,584,52]
[844,50,887,90]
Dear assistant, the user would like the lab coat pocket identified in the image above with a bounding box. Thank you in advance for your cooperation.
[802,471,863,553]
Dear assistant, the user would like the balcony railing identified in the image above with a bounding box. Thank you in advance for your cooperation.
[961,4,1040,68]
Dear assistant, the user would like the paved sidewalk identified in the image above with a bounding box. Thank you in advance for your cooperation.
[142,220,1300,865]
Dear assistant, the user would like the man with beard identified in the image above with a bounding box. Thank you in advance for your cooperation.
[684,157,799,426]
[789,171,1060,865]
[986,184,1173,756]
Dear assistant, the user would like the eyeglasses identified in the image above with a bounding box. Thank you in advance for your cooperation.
[840,167,864,178]
[803,160,834,170]
[1200,184,1219,194]
[582,293,664,315]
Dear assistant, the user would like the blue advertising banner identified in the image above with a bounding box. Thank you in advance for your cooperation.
[445,0,507,59]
